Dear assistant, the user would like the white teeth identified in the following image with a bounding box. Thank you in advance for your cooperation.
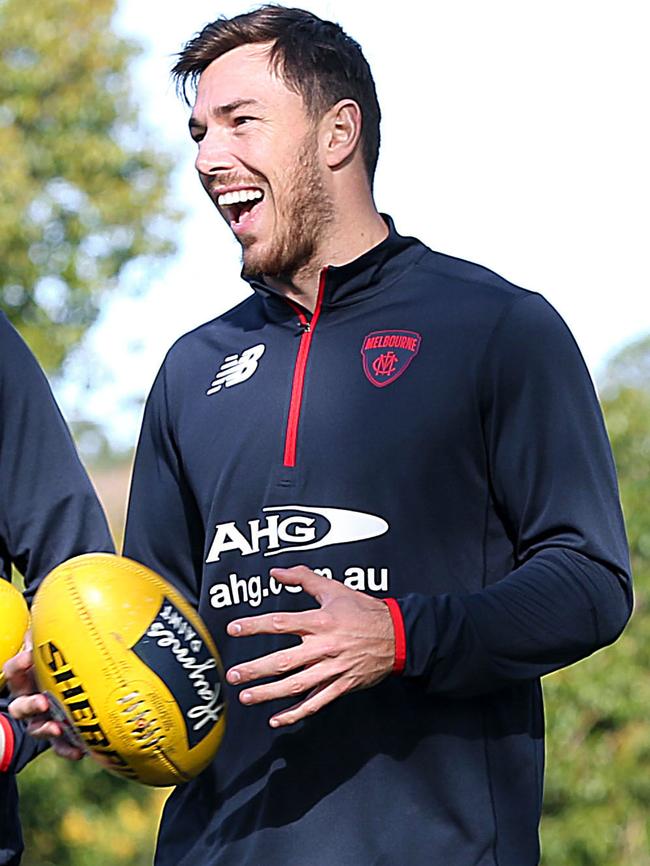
[217,189,263,207]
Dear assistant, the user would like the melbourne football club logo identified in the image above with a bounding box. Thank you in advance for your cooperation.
[360,330,422,387]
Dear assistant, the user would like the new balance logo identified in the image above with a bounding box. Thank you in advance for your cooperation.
[206,344,266,395]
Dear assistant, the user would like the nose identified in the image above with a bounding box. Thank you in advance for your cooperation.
[194,129,235,178]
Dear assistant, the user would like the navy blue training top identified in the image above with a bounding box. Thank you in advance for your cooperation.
[124,218,631,866]
[0,312,114,866]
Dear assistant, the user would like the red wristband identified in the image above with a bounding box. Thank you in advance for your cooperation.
[383,598,406,675]
[0,714,15,773]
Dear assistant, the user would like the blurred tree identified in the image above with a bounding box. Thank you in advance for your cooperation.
[541,343,650,864]
[3,0,176,861]
[0,0,177,373]
[19,755,167,866]
[600,334,650,397]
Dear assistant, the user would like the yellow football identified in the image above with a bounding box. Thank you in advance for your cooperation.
[31,553,226,786]
[0,579,29,691]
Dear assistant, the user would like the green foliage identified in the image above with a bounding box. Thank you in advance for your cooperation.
[18,753,166,866]
[0,0,177,372]
[541,366,650,862]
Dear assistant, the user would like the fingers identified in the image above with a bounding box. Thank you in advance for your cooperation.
[9,694,66,741]
[51,738,85,761]
[269,678,348,728]
[3,650,36,697]
[10,694,82,759]
[226,566,392,725]
[9,693,55,740]
[237,661,350,713]
[268,565,337,604]
[225,567,349,639]
[27,717,66,740]
[8,693,49,720]
[227,606,332,639]
[227,639,328,686]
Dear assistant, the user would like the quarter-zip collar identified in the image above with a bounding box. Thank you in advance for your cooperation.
[242,215,424,312]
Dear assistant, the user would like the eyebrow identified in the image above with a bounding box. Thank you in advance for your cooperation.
[189,98,264,130]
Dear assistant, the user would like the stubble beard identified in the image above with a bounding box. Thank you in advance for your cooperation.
[241,132,335,282]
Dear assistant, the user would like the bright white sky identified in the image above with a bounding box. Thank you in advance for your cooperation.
[60,0,649,449]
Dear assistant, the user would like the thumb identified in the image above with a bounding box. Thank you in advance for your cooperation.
[4,650,36,697]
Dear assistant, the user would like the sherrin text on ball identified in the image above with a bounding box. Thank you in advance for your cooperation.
[31,553,226,786]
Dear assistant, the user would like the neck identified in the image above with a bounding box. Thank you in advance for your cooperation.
[265,206,388,313]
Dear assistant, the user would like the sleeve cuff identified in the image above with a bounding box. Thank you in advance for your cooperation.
[0,713,15,773]
[383,598,407,674]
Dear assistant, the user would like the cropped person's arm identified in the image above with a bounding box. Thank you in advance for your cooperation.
[0,313,114,600]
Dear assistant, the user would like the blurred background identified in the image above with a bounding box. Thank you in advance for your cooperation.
[2,0,648,863]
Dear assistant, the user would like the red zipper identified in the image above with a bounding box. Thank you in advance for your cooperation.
[283,268,327,467]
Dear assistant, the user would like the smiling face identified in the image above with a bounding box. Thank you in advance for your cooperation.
[190,43,335,279]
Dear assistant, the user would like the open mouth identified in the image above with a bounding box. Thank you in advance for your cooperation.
[217,188,265,230]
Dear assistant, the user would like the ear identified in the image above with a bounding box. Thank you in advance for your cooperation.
[322,99,363,169]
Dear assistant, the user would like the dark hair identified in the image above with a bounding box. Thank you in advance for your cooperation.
[172,5,381,184]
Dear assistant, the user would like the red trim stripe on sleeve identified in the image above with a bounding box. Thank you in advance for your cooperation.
[384,598,407,674]
[0,713,15,773]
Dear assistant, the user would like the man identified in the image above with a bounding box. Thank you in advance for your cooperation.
[118,7,633,864]
[13,5,631,865]
[1,311,114,865]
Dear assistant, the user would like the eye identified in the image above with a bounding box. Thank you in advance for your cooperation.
[233,115,256,128]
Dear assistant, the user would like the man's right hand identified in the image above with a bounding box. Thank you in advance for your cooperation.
[4,648,84,760]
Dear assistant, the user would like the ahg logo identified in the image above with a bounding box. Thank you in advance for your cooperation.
[206,505,389,563]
